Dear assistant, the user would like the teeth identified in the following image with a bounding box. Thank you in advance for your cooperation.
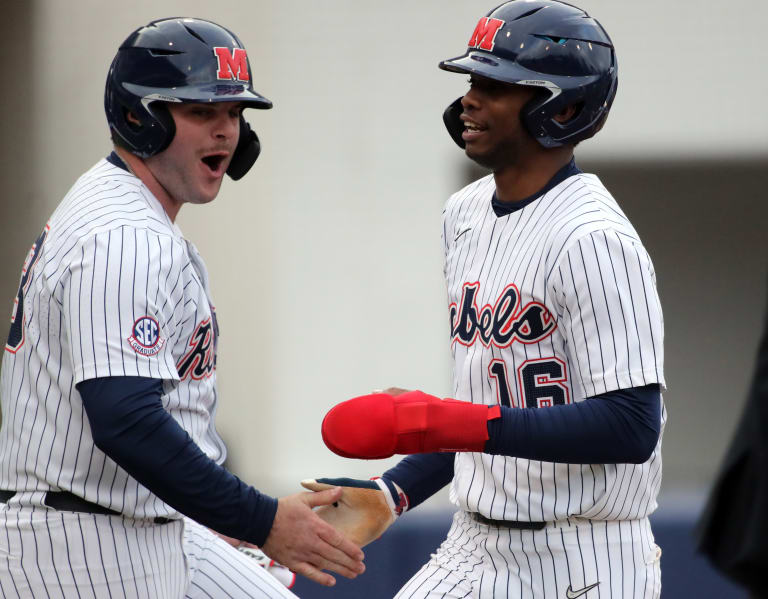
[465,123,482,132]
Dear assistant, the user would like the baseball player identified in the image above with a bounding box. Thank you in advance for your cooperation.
[308,2,666,598]
[0,17,364,598]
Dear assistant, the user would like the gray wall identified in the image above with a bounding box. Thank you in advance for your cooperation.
[0,3,36,309]
[1,2,766,511]
[581,159,768,491]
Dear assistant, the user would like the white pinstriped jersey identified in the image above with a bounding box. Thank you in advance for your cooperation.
[444,172,666,523]
[0,158,226,520]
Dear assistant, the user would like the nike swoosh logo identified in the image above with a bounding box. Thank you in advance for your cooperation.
[565,582,600,598]
[454,227,472,241]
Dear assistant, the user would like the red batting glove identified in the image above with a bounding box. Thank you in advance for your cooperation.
[321,391,501,459]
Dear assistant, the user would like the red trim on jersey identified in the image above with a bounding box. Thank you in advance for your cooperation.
[516,356,571,408]
[176,317,215,381]
[488,358,518,408]
[450,281,557,349]
[5,224,51,354]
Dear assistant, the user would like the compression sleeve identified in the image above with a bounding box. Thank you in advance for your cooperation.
[485,384,662,464]
[77,376,277,546]
[382,452,454,511]
[380,385,659,507]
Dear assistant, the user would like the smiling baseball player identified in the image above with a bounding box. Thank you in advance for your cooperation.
[311,2,666,598]
[0,17,364,597]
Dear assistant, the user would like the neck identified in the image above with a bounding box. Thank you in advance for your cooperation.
[493,145,574,204]
[115,146,182,222]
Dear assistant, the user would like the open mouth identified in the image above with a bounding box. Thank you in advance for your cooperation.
[201,153,227,174]
[463,118,486,133]
[461,118,487,142]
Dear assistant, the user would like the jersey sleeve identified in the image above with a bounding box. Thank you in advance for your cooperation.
[550,229,665,396]
[441,207,451,277]
[61,228,185,384]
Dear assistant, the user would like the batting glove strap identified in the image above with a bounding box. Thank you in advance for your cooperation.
[371,476,409,517]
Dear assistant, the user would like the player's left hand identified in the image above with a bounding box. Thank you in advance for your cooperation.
[321,390,501,459]
[300,477,405,547]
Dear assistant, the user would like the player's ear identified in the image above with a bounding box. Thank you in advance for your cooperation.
[554,103,581,124]
[125,110,142,130]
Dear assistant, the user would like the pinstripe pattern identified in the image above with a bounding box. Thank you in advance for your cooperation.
[183,518,297,598]
[395,511,661,599]
[444,173,666,523]
[0,507,298,599]
[0,159,284,596]
[0,504,187,598]
[406,171,667,598]
[0,159,225,520]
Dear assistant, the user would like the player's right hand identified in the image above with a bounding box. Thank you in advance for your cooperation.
[261,488,365,587]
[300,477,405,547]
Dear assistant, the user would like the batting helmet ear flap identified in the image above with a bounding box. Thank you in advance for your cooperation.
[107,91,177,156]
[141,102,176,155]
[226,116,261,181]
[443,97,466,149]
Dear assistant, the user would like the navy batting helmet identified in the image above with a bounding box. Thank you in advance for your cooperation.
[105,17,272,179]
[440,0,617,149]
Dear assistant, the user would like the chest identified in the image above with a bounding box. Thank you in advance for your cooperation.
[446,208,558,337]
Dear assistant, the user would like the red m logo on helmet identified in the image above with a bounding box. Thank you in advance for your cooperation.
[468,17,505,51]
[213,47,250,82]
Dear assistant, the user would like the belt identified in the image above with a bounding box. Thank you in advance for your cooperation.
[0,490,172,524]
[470,512,547,531]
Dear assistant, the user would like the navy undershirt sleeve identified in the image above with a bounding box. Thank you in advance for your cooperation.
[485,384,662,464]
[382,452,454,511]
[77,376,278,546]
[382,384,661,510]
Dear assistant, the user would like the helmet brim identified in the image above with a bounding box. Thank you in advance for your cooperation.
[440,51,607,99]
[440,52,555,89]
[123,82,273,109]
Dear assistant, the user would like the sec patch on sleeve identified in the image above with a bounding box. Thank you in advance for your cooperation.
[127,316,165,356]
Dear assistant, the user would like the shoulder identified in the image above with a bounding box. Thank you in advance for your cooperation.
[51,159,178,241]
[43,160,188,276]
[544,173,643,251]
[535,173,658,283]
[47,159,182,256]
[443,173,495,221]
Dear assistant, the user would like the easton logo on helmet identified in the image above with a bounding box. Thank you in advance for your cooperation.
[468,17,505,50]
[213,47,250,82]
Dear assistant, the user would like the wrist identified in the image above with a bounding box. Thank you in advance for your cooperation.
[371,476,409,518]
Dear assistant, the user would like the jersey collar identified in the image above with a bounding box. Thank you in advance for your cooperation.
[106,150,129,171]
[491,159,582,217]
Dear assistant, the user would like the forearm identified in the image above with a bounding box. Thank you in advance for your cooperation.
[323,384,662,465]
[485,384,662,464]
[77,376,277,545]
